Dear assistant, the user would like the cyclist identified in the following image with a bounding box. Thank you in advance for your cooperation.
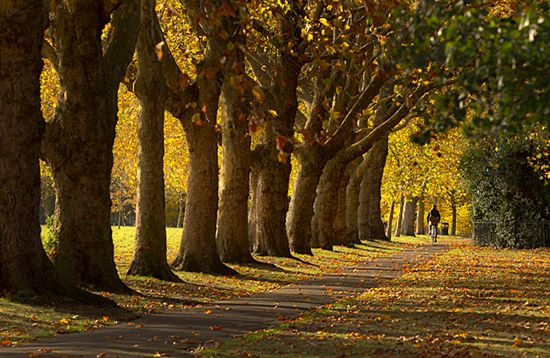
[427,204,441,243]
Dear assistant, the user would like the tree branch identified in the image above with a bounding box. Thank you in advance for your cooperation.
[347,85,426,160]
[41,40,59,73]
[103,0,141,87]
[325,71,385,150]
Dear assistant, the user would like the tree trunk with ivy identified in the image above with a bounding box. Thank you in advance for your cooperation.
[42,0,139,293]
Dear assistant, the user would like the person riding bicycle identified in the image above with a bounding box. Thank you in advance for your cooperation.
[427,204,441,242]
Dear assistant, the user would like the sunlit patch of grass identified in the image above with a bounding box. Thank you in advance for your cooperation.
[202,240,549,357]
[2,227,424,343]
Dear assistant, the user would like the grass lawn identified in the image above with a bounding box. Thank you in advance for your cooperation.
[199,239,550,357]
[0,226,424,344]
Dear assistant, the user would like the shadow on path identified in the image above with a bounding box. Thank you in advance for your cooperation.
[0,244,448,357]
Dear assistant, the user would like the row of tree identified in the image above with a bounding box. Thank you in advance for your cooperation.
[1,0,547,300]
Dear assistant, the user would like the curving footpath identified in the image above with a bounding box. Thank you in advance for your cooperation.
[1,243,448,357]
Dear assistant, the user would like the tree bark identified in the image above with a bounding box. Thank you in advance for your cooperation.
[0,0,62,296]
[171,28,235,274]
[336,158,361,246]
[127,0,180,282]
[416,197,426,235]
[216,35,255,263]
[249,56,301,257]
[176,193,185,228]
[450,193,457,235]
[358,136,389,241]
[345,157,367,245]
[251,145,293,257]
[386,200,395,239]
[287,148,326,254]
[311,211,320,249]
[416,181,427,235]
[394,194,404,237]
[314,154,350,250]
[42,0,139,293]
[344,163,362,245]
[248,167,261,253]
[401,197,418,236]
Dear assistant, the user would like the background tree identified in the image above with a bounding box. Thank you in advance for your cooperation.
[215,0,257,264]
[127,0,181,281]
[247,0,312,257]
[156,0,235,274]
[391,0,549,138]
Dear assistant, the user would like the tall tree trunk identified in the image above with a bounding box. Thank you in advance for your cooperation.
[176,193,185,228]
[250,58,300,257]
[287,148,326,254]
[401,197,418,236]
[127,0,179,282]
[42,0,139,293]
[252,147,292,256]
[314,154,350,250]
[310,211,320,249]
[416,181,427,235]
[416,197,426,235]
[172,26,235,273]
[216,37,255,263]
[172,78,234,275]
[117,191,124,229]
[248,167,260,253]
[394,194,404,237]
[345,157,368,245]
[450,193,457,235]
[336,158,361,246]
[358,136,389,241]
[386,200,395,239]
[0,0,63,296]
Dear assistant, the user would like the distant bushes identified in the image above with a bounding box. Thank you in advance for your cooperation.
[461,130,550,248]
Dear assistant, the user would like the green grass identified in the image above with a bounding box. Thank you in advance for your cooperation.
[0,227,424,345]
[200,238,549,357]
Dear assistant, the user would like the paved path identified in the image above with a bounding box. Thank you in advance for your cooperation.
[1,243,448,357]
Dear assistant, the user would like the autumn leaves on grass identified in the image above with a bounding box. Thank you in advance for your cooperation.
[203,241,550,357]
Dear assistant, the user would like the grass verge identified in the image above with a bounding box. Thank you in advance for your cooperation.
[200,239,549,357]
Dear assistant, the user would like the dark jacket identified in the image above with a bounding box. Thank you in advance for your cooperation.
[427,209,441,224]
